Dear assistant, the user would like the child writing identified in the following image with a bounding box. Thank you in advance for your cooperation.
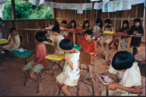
[22,31,48,93]
[0,28,20,54]
[77,19,91,45]
[100,19,114,51]
[129,18,144,58]
[93,18,103,43]
[55,39,80,96]
[49,26,64,54]
[101,51,141,96]
[80,30,97,60]
[60,20,68,38]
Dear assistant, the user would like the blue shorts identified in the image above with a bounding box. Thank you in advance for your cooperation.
[25,61,44,73]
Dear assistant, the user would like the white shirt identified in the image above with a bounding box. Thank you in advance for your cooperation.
[109,60,141,96]
[49,34,64,54]
[63,50,80,80]
[93,25,100,33]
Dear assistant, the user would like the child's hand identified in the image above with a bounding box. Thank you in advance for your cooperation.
[107,83,118,90]
[64,53,69,60]
[31,63,35,66]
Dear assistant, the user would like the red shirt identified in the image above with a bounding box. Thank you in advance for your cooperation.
[80,39,97,60]
[34,43,48,68]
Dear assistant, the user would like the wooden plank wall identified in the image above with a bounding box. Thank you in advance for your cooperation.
[54,0,146,39]
[2,19,54,45]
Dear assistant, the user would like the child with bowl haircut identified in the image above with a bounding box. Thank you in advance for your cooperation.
[22,31,48,92]
[101,51,141,96]
[49,26,64,54]
[129,18,144,58]
[55,39,80,96]
[80,30,97,60]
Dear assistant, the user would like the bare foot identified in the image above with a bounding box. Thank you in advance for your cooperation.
[24,79,33,87]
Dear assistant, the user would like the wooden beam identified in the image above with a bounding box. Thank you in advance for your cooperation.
[11,0,15,20]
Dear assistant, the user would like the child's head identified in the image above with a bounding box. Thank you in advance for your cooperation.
[112,51,135,71]
[84,30,93,40]
[61,20,67,27]
[10,28,17,35]
[52,26,60,36]
[83,20,90,29]
[96,18,103,29]
[70,20,76,29]
[35,31,45,42]
[123,20,129,28]
[59,39,74,53]
[134,18,141,28]
[104,19,112,26]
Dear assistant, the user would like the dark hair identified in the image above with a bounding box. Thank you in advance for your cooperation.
[112,51,135,70]
[104,19,112,24]
[54,20,59,27]
[83,20,90,29]
[134,18,141,25]
[62,20,67,24]
[52,26,60,33]
[84,30,93,37]
[35,31,45,42]
[120,20,129,32]
[59,39,74,50]
[10,28,17,33]
[70,20,76,29]
[96,18,103,29]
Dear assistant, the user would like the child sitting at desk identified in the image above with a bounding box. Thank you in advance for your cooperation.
[55,39,80,96]
[22,31,48,92]
[65,20,78,42]
[80,30,97,60]
[101,51,141,96]
[76,19,91,45]
[129,18,144,58]
[60,20,68,38]
[99,19,114,52]
[49,26,64,54]
[0,28,20,54]
[93,18,103,43]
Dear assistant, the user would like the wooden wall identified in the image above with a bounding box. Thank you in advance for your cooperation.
[2,19,54,45]
[54,0,146,39]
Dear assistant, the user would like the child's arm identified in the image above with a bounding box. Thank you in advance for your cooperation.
[32,58,43,66]
[107,83,141,94]
[64,53,73,70]
[111,27,114,32]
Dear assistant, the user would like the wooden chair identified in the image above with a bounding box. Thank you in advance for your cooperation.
[77,51,94,96]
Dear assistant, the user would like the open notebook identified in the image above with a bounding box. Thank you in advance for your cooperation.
[97,73,114,85]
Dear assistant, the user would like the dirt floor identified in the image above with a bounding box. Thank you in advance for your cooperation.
[0,47,145,96]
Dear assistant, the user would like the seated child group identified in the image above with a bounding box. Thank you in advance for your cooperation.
[0,18,144,96]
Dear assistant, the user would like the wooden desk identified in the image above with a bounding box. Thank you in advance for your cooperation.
[22,28,45,47]
[101,33,142,60]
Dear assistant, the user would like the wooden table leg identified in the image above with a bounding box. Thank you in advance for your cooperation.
[118,36,121,51]
[73,33,75,44]
[105,44,109,60]
[34,31,37,47]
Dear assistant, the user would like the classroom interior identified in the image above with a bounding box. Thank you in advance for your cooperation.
[0,0,146,96]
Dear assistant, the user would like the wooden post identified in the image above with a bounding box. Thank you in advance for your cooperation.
[11,0,16,28]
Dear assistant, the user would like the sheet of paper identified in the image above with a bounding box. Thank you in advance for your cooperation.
[69,3,78,10]
[29,0,37,5]
[60,3,69,9]
[83,3,93,10]
[77,4,84,14]
[103,0,109,4]
[44,1,54,8]
[39,0,44,5]
[102,2,108,12]
[131,0,145,5]
[53,2,60,8]
[115,0,123,11]
[91,0,100,2]
[108,1,116,12]
[94,2,103,10]
[123,0,131,10]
